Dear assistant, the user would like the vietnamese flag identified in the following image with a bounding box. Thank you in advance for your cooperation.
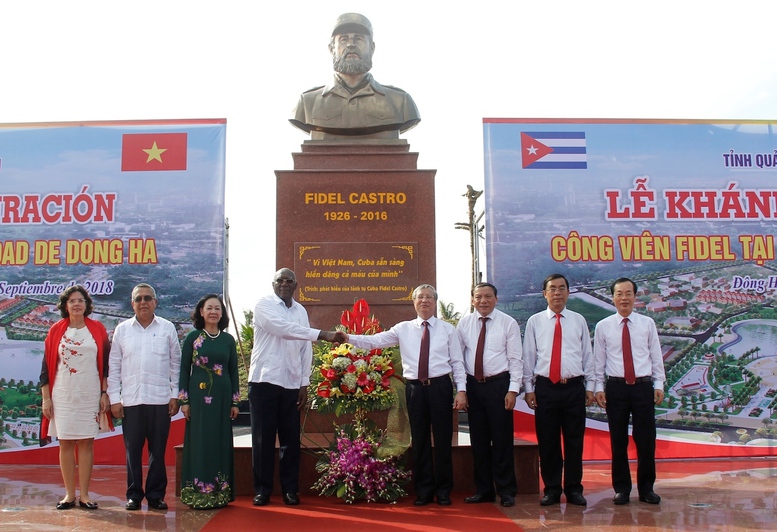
[121,133,187,171]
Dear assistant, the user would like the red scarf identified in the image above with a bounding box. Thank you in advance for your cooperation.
[40,316,113,442]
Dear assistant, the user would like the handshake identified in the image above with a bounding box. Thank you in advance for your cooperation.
[318,330,348,344]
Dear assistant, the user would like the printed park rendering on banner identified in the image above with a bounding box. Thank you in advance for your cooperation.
[484,118,777,457]
[0,120,226,461]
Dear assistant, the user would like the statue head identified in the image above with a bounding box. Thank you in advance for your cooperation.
[329,13,375,76]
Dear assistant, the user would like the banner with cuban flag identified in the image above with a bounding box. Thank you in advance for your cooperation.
[484,117,777,460]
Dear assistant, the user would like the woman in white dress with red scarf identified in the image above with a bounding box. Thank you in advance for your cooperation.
[40,285,112,510]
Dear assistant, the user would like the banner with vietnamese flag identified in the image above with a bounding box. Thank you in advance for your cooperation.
[0,119,226,464]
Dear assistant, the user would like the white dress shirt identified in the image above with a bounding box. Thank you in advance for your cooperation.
[250,294,320,389]
[107,315,182,406]
[522,307,594,393]
[349,316,466,391]
[593,311,666,393]
[456,309,522,393]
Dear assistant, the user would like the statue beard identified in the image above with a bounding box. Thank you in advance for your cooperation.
[332,48,373,75]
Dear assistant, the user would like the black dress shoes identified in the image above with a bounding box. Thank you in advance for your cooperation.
[414,495,433,506]
[283,493,300,505]
[147,498,168,510]
[500,495,515,507]
[79,500,98,510]
[56,499,76,510]
[567,493,587,506]
[464,493,496,504]
[125,499,141,511]
[540,494,561,506]
[639,491,661,504]
[613,492,630,505]
[253,494,269,506]
[437,494,452,506]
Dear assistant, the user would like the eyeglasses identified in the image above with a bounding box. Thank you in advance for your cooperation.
[544,287,568,293]
[133,295,155,302]
[415,295,436,301]
[67,298,86,304]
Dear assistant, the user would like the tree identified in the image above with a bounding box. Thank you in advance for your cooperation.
[438,301,461,326]
[235,309,254,402]
[237,309,254,354]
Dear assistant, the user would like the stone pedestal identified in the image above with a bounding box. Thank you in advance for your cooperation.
[175,436,539,497]
[276,140,436,329]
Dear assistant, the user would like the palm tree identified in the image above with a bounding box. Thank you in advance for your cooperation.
[238,309,254,353]
[438,301,461,326]
[235,309,254,402]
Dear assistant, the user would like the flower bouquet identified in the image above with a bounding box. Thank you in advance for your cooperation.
[310,299,400,415]
[308,299,410,503]
[312,413,411,503]
[312,342,396,415]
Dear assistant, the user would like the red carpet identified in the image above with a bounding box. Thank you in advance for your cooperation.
[201,494,522,531]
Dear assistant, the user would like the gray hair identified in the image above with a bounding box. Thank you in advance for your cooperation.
[412,284,438,300]
[131,283,157,301]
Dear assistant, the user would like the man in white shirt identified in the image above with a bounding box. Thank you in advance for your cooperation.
[108,283,181,511]
[594,277,665,505]
[523,274,594,507]
[346,284,467,506]
[457,282,522,507]
[250,268,344,507]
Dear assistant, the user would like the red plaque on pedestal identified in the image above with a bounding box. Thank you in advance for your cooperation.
[276,140,436,328]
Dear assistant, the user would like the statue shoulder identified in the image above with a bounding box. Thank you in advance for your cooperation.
[301,85,326,95]
[380,84,409,95]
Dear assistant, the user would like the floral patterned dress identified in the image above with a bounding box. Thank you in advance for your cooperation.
[50,327,101,439]
[178,329,240,509]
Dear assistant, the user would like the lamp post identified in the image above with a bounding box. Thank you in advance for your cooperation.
[456,185,484,311]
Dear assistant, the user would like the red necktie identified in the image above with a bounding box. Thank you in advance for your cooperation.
[549,313,562,383]
[622,317,636,385]
[418,321,430,382]
[474,317,489,381]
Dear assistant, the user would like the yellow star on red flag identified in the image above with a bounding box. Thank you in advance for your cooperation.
[143,141,167,163]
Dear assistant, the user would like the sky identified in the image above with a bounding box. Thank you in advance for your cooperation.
[2,0,777,331]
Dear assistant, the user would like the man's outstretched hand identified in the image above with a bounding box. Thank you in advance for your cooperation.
[318,330,347,344]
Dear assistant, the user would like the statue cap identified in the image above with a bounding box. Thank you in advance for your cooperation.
[332,13,373,38]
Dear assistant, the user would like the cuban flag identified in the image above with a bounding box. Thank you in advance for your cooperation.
[520,131,587,169]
